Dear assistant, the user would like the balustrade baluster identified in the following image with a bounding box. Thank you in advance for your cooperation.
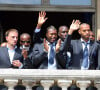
[77,80,90,90]
[23,80,36,90]
[4,79,18,90]
[41,80,54,90]
[58,80,72,90]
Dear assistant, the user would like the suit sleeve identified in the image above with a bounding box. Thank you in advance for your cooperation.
[61,35,72,51]
[30,44,48,68]
[33,28,42,44]
[97,43,100,69]
[56,51,67,69]
[57,35,73,69]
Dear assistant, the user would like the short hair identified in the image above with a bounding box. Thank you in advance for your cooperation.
[5,29,18,37]
[58,25,68,32]
[79,23,90,30]
[46,25,57,33]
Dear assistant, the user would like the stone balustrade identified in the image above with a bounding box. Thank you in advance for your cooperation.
[0,69,100,90]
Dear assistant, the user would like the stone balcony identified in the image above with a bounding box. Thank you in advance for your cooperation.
[0,69,100,90]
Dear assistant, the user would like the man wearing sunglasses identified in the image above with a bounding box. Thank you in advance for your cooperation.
[0,29,31,68]
[20,33,33,60]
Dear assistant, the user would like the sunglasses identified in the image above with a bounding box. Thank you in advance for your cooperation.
[21,41,30,43]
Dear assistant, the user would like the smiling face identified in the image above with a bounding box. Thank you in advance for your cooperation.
[46,29,57,43]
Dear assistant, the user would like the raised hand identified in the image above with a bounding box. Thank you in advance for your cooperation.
[36,11,48,29]
[56,39,61,53]
[68,20,81,35]
[43,38,49,52]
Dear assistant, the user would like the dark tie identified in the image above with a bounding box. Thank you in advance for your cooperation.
[48,44,55,64]
[82,43,89,68]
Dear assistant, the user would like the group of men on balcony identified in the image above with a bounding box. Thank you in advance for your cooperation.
[0,11,100,70]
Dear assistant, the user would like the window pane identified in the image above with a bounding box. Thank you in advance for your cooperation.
[50,0,91,6]
[0,0,41,5]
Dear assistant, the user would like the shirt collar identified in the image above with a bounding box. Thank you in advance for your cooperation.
[47,40,56,46]
[81,38,90,44]
[7,44,17,50]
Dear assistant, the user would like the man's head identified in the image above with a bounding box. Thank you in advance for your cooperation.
[89,31,95,41]
[5,29,18,47]
[46,25,57,43]
[58,26,68,41]
[78,23,91,42]
[20,33,31,47]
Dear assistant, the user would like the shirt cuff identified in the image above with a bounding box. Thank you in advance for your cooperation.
[19,63,23,69]
[34,28,41,33]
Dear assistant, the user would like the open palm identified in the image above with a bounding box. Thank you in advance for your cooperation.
[70,20,80,31]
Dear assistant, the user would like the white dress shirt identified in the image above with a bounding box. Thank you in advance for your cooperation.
[81,38,90,70]
[7,45,16,64]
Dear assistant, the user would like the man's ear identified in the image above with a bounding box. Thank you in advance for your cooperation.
[78,29,81,35]
[6,36,8,41]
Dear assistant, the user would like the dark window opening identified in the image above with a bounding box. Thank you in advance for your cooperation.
[0,11,93,43]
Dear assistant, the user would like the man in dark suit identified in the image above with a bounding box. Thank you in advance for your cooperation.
[29,11,64,69]
[0,29,31,68]
[19,33,33,61]
[56,25,72,69]
[32,25,63,69]
[63,20,100,69]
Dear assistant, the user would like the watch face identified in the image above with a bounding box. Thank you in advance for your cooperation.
[22,45,29,51]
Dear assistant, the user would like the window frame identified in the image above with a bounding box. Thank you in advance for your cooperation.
[0,0,96,12]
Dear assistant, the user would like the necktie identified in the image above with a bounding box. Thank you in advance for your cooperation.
[82,43,88,68]
[48,44,55,64]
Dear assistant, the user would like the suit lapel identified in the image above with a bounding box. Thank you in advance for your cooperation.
[89,41,94,55]
[3,47,11,64]
[78,40,84,67]
[13,48,21,60]
[13,49,17,60]
[78,40,83,55]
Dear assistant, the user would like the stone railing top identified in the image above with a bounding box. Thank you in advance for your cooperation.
[0,69,100,81]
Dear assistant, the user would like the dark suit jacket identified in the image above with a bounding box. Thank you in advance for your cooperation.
[31,29,66,69]
[0,47,31,68]
[56,40,72,69]
[63,35,100,69]
[30,42,66,69]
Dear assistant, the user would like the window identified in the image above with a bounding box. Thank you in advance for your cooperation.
[0,0,41,5]
[50,0,91,6]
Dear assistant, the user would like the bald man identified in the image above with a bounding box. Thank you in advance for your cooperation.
[64,22,100,69]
